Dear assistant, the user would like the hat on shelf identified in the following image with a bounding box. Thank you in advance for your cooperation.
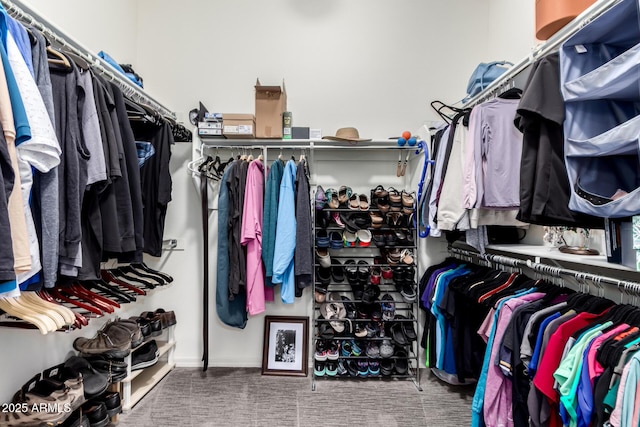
[322,127,371,142]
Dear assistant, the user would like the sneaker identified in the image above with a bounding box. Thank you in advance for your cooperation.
[329,231,344,249]
[131,340,159,371]
[381,294,396,321]
[368,360,381,377]
[346,360,358,377]
[325,361,338,377]
[327,341,340,360]
[357,360,369,377]
[315,185,327,210]
[314,360,326,377]
[380,359,394,376]
[316,248,331,268]
[379,338,394,358]
[366,341,380,358]
[354,323,367,338]
[337,360,348,376]
[314,340,328,361]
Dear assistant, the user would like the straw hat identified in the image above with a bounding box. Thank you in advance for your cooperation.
[322,127,371,142]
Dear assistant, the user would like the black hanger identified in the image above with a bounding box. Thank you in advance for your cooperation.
[130,262,173,283]
[430,100,467,124]
[498,87,523,99]
[118,265,167,285]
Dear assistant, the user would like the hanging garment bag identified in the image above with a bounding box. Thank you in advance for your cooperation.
[560,0,640,217]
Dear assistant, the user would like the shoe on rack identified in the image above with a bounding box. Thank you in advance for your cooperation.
[329,231,344,249]
[346,360,358,377]
[380,359,394,376]
[368,360,380,377]
[316,248,331,268]
[315,185,327,210]
[400,282,417,302]
[344,260,358,284]
[327,340,340,360]
[314,360,326,377]
[316,230,330,248]
[81,401,110,427]
[131,340,160,371]
[316,210,329,229]
[357,229,372,247]
[330,211,346,228]
[61,409,91,427]
[397,315,417,342]
[145,309,177,329]
[394,349,409,375]
[359,194,370,210]
[381,294,396,321]
[366,341,380,358]
[73,326,131,359]
[338,186,353,206]
[130,315,161,339]
[314,339,328,361]
[81,356,128,384]
[50,357,106,400]
[379,338,394,358]
[337,360,349,376]
[343,230,357,248]
[317,266,331,285]
[348,193,360,210]
[325,188,339,209]
[354,323,368,338]
[331,260,344,283]
[96,391,122,418]
[325,361,338,377]
[357,360,369,377]
[339,212,359,234]
[357,261,370,284]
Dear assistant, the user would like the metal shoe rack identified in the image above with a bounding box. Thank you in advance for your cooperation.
[311,200,422,391]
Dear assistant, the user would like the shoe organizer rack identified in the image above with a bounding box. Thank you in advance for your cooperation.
[312,203,422,391]
[118,325,176,412]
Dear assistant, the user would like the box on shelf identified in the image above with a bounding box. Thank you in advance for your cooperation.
[198,128,223,137]
[198,121,222,129]
[310,128,322,139]
[223,113,255,139]
[203,112,223,122]
[255,79,287,138]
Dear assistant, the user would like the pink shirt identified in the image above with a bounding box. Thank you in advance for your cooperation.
[609,357,633,427]
[241,160,266,316]
[484,292,545,427]
[587,324,630,383]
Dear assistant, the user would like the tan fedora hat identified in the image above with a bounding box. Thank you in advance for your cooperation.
[322,127,371,142]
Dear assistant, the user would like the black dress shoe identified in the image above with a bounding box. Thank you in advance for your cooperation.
[96,391,122,417]
[130,316,152,338]
[82,401,109,427]
[61,409,91,427]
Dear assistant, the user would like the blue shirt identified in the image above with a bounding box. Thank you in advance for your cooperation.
[529,311,561,376]
[272,160,297,304]
[262,159,284,286]
[6,15,33,77]
[0,6,30,145]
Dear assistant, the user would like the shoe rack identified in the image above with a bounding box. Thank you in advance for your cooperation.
[118,325,176,412]
[311,199,422,391]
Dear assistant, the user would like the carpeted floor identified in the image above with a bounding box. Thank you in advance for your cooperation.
[118,368,474,427]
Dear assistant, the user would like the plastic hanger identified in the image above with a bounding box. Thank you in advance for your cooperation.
[117,265,167,285]
[38,290,89,327]
[46,46,71,68]
[47,288,103,316]
[129,263,173,283]
[100,270,147,295]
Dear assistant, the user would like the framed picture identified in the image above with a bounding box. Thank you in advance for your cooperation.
[261,316,309,377]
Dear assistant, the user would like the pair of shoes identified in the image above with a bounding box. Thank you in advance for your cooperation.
[342,230,372,247]
[399,281,417,302]
[314,360,338,376]
[381,294,395,320]
[371,185,390,213]
[73,320,138,358]
[129,315,161,340]
[379,338,395,358]
[390,316,417,346]
[388,187,403,212]
[347,193,370,210]
[401,191,416,214]
[380,359,395,376]
[131,340,159,371]
[141,308,176,329]
[315,185,327,210]
[340,339,362,357]
[81,393,122,427]
[316,230,330,247]
[330,231,343,249]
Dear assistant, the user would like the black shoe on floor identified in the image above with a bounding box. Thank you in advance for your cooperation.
[131,340,160,371]
[81,401,109,427]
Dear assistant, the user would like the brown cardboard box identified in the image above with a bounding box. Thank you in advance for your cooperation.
[255,79,287,138]
[223,113,255,139]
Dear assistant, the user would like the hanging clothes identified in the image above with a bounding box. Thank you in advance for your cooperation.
[294,158,312,293]
[216,162,247,329]
[272,159,297,304]
[227,158,247,298]
[262,158,284,289]
[241,159,266,316]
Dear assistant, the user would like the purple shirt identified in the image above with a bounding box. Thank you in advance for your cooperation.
[468,98,522,208]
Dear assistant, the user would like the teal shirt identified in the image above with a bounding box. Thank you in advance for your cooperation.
[262,159,284,286]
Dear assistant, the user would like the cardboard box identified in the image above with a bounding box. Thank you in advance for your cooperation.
[255,79,287,138]
[198,121,222,129]
[223,113,255,138]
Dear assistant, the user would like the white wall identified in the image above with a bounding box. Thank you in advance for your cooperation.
[486,0,537,63]
[0,0,500,402]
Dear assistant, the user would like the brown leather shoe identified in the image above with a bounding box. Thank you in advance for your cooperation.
[73,326,131,358]
[108,319,143,347]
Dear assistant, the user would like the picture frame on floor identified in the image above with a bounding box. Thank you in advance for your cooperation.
[262,316,309,377]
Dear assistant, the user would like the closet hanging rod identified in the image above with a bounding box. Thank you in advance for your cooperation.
[200,139,425,150]
[462,0,622,108]
[0,0,177,121]
[449,246,640,293]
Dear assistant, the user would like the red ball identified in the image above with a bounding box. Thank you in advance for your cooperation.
[402,131,411,140]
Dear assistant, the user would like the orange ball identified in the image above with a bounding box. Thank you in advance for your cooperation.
[402,131,411,140]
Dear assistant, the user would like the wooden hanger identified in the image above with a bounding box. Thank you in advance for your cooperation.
[46,46,71,68]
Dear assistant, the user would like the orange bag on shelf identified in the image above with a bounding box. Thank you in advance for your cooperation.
[536,0,596,40]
